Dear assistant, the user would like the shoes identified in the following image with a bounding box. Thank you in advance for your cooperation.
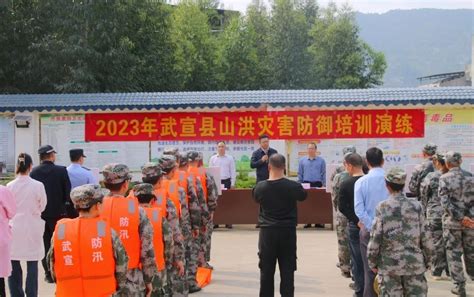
[342,271,351,278]
[203,263,214,270]
[189,286,202,293]
[225,224,233,229]
[314,224,325,228]
[213,224,219,229]
[303,224,312,228]
[44,274,54,284]
[451,283,466,296]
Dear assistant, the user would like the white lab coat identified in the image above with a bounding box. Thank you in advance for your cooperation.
[7,175,47,261]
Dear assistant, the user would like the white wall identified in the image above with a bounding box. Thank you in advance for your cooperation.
[14,112,41,166]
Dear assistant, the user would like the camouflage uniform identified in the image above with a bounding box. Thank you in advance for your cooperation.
[419,163,448,277]
[204,172,219,263]
[408,143,437,199]
[46,184,130,296]
[158,155,191,296]
[438,152,474,295]
[330,145,356,276]
[367,168,433,297]
[331,171,351,275]
[133,183,174,297]
[176,155,203,290]
[103,163,158,296]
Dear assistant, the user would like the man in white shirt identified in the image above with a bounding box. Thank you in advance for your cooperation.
[209,141,237,229]
[209,141,237,189]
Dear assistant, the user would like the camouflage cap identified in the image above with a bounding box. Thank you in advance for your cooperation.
[445,151,462,164]
[342,145,356,155]
[433,152,445,161]
[133,183,155,197]
[163,147,179,157]
[70,184,109,209]
[158,155,177,171]
[141,162,162,179]
[178,152,189,167]
[102,163,132,184]
[187,151,201,162]
[384,167,407,185]
[423,143,437,155]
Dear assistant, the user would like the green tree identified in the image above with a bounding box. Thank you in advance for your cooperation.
[267,0,313,89]
[171,0,218,91]
[217,16,259,90]
[309,3,386,88]
[245,0,272,89]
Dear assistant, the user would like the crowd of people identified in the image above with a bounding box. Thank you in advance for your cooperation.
[331,144,473,297]
[0,138,473,297]
[0,146,218,297]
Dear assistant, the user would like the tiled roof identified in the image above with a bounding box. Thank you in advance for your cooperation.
[0,87,473,112]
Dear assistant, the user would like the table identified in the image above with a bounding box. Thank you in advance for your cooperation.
[213,188,333,227]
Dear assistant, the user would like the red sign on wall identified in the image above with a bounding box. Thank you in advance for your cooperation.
[84,109,424,142]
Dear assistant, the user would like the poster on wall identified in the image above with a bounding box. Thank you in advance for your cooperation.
[0,117,15,173]
[288,108,474,191]
[40,114,149,172]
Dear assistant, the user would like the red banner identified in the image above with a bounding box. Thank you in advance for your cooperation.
[84,109,424,141]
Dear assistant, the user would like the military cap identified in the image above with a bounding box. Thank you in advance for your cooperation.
[433,152,445,161]
[178,152,189,167]
[133,183,155,197]
[187,151,202,162]
[342,145,356,155]
[38,145,56,155]
[423,143,437,156]
[163,147,179,157]
[69,148,86,160]
[159,155,177,172]
[141,162,162,179]
[102,163,132,184]
[445,151,462,164]
[384,167,406,185]
[70,184,109,209]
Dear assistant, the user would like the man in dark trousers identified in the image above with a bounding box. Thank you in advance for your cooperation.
[250,134,278,183]
[30,145,73,283]
[252,154,307,297]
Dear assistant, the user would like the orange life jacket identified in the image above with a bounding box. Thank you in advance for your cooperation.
[53,217,116,297]
[162,179,182,218]
[101,196,140,269]
[174,170,190,205]
[188,166,208,201]
[143,207,166,271]
[152,188,168,217]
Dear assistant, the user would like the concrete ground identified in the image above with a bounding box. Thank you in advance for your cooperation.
[9,226,473,296]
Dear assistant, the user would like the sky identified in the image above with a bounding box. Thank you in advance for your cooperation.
[220,0,473,13]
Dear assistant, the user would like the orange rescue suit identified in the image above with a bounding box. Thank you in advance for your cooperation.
[162,179,182,218]
[188,166,207,201]
[101,196,140,269]
[143,207,166,271]
[53,217,116,297]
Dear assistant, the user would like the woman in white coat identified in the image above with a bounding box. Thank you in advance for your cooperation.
[7,153,46,297]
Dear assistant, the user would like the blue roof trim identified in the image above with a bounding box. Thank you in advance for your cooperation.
[0,87,473,112]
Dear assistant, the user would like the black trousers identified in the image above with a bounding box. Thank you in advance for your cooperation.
[258,227,297,297]
[221,178,231,189]
[303,181,323,188]
[42,218,60,276]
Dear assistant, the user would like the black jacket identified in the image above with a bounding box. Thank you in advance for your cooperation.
[30,161,75,219]
[250,147,278,182]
